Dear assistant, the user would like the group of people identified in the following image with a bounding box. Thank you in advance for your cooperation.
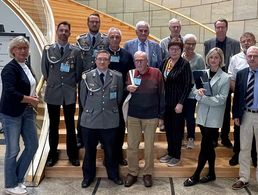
[1,12,258,195]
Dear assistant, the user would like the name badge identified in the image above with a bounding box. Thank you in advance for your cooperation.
[134,78,141,86]
[60,63,70,72]
[110,55,120,62]
[110,91,117,100]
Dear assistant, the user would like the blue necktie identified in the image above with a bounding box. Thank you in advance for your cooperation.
[140,42,145,52]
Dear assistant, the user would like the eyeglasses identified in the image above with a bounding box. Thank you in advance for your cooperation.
[134,59,146,65]
[96,58,109,62]
[169,47,181,52]
[185,43,196,46]
[15,46,29,51]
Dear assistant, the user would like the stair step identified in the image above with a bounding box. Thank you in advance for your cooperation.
[44,158,256,178]
[57,141,234,161]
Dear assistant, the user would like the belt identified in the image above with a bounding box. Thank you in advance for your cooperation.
[245,108,258,113]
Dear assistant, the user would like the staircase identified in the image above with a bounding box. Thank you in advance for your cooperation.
[48,0,158,45]
[45,118,256,178]
[9,0,256,180]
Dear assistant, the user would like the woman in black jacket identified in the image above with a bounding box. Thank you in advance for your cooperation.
[0,36,39,195]
[159,39,192,167]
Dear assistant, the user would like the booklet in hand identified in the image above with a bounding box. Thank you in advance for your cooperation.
[193,70,212,96]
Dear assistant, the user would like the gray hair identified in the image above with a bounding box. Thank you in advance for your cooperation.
[135,21,150,30]
[247,45,258,54]
[183,34,197,44]
[107,27,122,37]
[168,18,181,26]
[8,36,29,58]
[206,47,225,68]
[134,51,147,59]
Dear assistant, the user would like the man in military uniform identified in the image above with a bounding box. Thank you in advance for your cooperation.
[41,21,82,167]
[76,13,108,147]
[80,50,123,188]
[107,27,134,166]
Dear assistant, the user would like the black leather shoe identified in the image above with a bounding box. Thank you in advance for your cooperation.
[124,174,137,187]
[110,177,123,185]
[81,178,92,188]
[229,155,239,166]
[183,176,199,187]
[46,157,58,167]
[221,139,233,148]
[69,159,80,166]
[119,159,128,166]
[143,175,152,187]
[200,175,216,183]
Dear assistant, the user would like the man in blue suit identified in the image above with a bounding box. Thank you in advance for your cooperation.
[124,21,162,68]
[232,46,258,190]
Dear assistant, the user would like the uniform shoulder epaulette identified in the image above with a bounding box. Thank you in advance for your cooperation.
[44,44,53,50]
[81,69,93,80]
[101,32,107,37]
[77,33,88,40]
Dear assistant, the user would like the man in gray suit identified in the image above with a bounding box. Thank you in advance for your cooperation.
[160,18,183,59]
[124,21,162,68]
[204,18,240,148]
[76,13,108,147]
[80,50,124,188]
[41,21,82,167]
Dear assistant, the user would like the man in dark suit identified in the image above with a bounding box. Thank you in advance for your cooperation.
[232,46,258,190]
[76,13,108,147]
[41,21,82,167]
[228,32,257,166]
[124,21,162,68]
[204,18,240,147]
[80,50,123,188]
[107,27,135,166]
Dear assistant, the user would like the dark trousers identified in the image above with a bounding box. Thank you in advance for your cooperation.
[183,98,197,139]
[165,110,184,159]
[220,91,231,141]
[233,124,257,160]
[47,103,78,160]
[114,107,126,162]
[193,126,218,178]
[82,127,119,180]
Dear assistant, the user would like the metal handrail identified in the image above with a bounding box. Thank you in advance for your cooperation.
[144,0,215,34]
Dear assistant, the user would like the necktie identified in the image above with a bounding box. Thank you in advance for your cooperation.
[246,70,256,107]
[92,36,96,47]
[140,42,145,52]
[100,73,104,85]
[60,47,64,57]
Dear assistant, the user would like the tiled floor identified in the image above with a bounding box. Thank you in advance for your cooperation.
[0,134,258,195]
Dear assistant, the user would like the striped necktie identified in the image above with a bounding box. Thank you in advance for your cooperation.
[246,70,256,107]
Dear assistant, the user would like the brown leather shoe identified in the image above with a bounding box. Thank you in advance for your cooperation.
[232,180,249,190]
[124,174,137,187]
[143,175,152,187]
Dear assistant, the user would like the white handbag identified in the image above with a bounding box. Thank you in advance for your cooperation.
[122,69,135,122]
